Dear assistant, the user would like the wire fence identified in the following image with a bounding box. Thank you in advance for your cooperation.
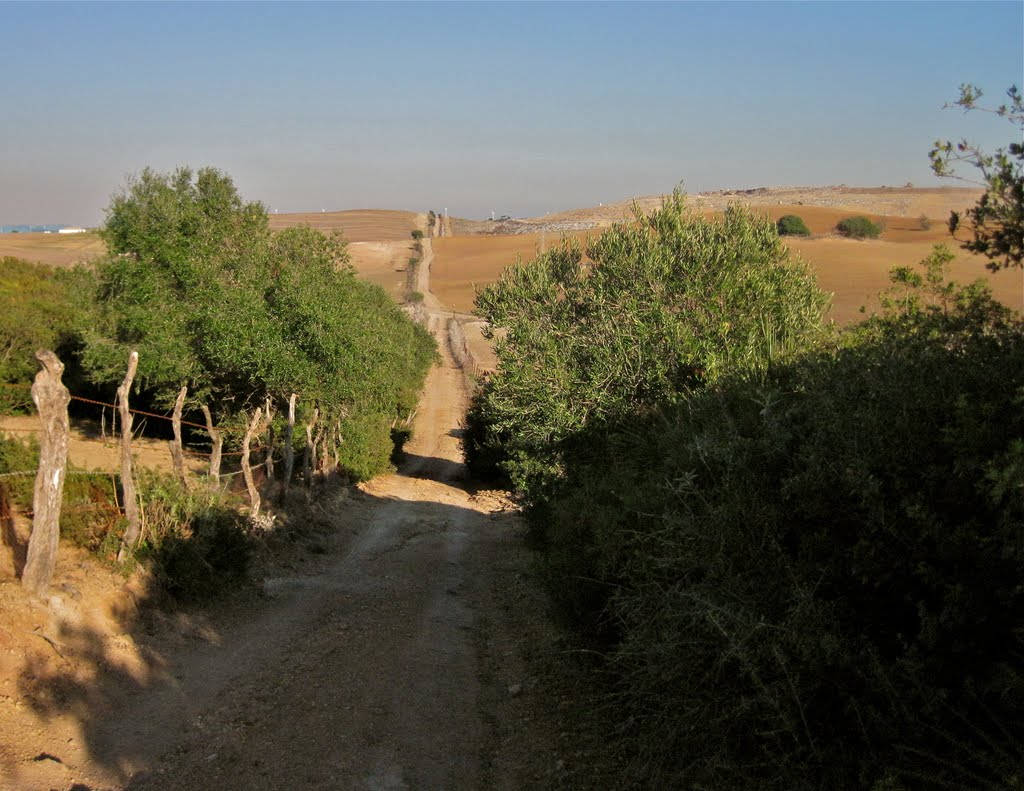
[1,381,271,461]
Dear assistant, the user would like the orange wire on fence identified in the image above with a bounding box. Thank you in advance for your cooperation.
[68,394,218,431]
[2,383,230,432]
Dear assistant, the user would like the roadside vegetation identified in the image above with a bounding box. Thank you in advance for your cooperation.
[1,166,437,601]
[465,88,1023,789]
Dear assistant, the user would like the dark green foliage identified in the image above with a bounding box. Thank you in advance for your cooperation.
[0,257,87,411]
[539,258,1024,789]
[133,472,252,602]
[776,213,811,236]
[81,166,437,480]
[468,192,829,511]
[411,229,424,240]
[460,379,511,486]
[0,433,127,559]
[836,215,882,239]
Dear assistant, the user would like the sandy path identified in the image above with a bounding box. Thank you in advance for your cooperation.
[112,311,503,790]
[2,231,557,790]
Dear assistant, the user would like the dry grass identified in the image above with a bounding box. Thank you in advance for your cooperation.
[347,240,415,302]
[268,209,422,242]
[433,196,1022,323]
[0,232,105,268]
[432,231,597,314]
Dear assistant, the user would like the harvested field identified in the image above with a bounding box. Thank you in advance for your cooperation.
[268,209,422,242]
[0,231,105,268]
[431,231,597,314]
[434,229,1021,325]
[433,187,1022,324]
[346,240,416,302]
[0,415,205,476]
[788,238,1023,323]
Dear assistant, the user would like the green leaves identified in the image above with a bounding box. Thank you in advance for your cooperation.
[470,192,829,503]
[931,84,1024,271]
[83,166,436,478]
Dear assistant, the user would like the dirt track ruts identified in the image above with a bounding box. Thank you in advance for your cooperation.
[4,221,559,791]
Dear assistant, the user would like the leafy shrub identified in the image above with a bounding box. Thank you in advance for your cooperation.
[0,432,121,557]
[334,411,394,482]
[541,257,1024,789]
[776,213,811,236]
[134,472,251,602]
[461,379,511,486]
[0,257,88,411]
[836,215,882,239]
[411,229,424,240]
[469,192,829,513]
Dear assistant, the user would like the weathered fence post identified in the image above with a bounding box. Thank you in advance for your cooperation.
[116,351,141,562]
[169,385,188,487]
[241,407,263,519]
[282,393,297,497]
[200,404,223,488]
[304,407,319,490]
[22,350,71,598]
[263,396,275,483]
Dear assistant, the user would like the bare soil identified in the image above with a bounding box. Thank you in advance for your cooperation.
[0,246,602,791]
[0,232,105,268]
[267,209,421,243]
[432,186,1022,320]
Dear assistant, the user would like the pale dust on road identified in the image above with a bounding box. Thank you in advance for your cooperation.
[4,226,574,791]
[118,309,516,791]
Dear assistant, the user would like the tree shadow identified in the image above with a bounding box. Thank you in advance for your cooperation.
[12,486,500,788]
[398,451,467,486]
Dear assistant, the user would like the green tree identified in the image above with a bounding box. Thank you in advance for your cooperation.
[930,84,1024,270]
[470,192,829,510]
[835,215,882,239]
[776,213,811,236]
[83,166,437,480]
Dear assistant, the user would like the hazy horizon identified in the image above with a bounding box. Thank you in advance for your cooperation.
[2,1,1020,227]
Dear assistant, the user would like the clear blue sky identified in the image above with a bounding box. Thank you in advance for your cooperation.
[2,1,1021,225]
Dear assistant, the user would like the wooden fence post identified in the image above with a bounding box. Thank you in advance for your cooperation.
[241,407,263,519]
[116,351,141,562]
[264,396,275,483]
[169,385,188,487]
[200,404,223,488]
[22,350,71,598]
[282,393,297,496]
[304,407,319,490]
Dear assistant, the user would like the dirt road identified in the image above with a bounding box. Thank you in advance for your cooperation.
[3,230,578,790]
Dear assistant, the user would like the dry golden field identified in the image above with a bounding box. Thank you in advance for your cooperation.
[1,211,423,303]
[268,208,421,242]
[346,240,415,302]
[0,231,105,268]
[431,231,598,314]
[434,189,1023,324]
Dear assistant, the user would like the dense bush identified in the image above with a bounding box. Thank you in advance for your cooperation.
[0,433,122,558]
[540,258,1024,789]
[469,192,829,514]
[0,257,87,412]
[836,215,882,239]
[81,166,437,481]
[132,472,252,602]
[776,213,811,236]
